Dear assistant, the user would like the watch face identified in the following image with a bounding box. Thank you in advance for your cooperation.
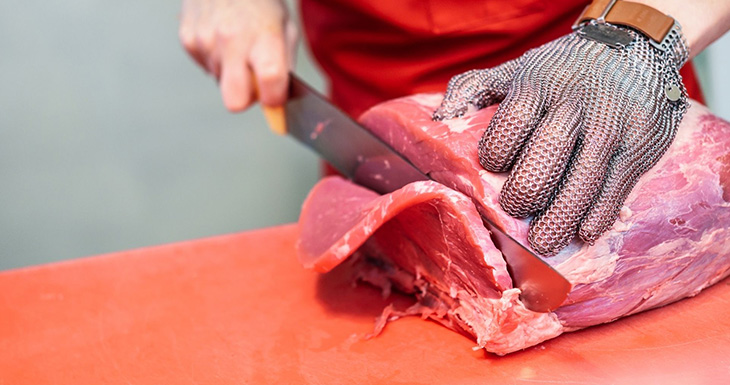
[577,23,635,49]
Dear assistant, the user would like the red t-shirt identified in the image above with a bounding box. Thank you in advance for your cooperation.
[300,0,704,117]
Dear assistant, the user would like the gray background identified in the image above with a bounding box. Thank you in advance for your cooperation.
[1,1,728,271]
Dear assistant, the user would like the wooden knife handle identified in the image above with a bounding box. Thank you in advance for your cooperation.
[261,104,286,136]
[250,69,287,135]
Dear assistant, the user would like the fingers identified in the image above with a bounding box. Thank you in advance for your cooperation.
[528,115,620,256]
[249,22,294,107]
[219,41,254,112]
[179,0,222,76]
[432,69,485,120]
[578,113,677,243]
[576,152,642,244]
[179,16,214,73]
[220,21,295,111]
[478,81,544,173]
[178,0,297,113]
[499,100,582,218]
[433,58,522,121]
[284,20,299,69]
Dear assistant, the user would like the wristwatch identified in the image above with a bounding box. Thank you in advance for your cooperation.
[572,0,688,65]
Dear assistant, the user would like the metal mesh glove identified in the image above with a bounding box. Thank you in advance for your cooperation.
[433,22,689,256]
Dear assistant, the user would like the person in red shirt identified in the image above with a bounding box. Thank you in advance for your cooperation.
[178,0,730,254]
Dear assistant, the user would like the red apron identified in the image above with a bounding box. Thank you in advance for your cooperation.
[300,0,704,118]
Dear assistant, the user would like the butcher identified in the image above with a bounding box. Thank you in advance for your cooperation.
[178,0,730,255]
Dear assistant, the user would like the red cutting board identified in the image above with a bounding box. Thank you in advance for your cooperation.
[1,224,729,384]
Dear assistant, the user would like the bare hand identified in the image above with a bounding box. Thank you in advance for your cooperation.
[179,0,297,111]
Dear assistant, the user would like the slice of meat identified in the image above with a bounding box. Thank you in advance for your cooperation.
[298,176,563,353]
[297,95,730,354]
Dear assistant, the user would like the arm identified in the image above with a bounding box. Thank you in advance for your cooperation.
[178,0,298,112]
[632,0,730,57]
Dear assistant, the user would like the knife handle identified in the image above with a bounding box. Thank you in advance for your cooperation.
[261,105,286,136]
[250,70,287,135]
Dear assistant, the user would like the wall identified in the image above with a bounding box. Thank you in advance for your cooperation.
[0,1,321,270]
[700,32,730,120]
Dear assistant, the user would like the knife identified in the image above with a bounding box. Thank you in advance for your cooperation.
[259,73,571,312]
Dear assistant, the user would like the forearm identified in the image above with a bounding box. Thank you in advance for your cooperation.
[631,0,730,57]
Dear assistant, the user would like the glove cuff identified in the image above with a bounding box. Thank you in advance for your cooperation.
[659,22,689,68]
[573,0,689,68]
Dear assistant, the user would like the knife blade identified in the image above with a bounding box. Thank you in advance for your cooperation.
[261,73,571,312]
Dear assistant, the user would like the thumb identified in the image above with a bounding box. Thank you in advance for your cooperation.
[433,57,522,121]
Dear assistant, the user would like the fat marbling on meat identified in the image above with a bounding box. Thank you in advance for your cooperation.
[297,94,730,355]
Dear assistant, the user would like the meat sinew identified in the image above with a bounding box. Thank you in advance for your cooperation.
[297,94,730,355]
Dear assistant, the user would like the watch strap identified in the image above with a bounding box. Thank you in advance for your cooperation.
[574,0,674,44]
[573,0,689,67]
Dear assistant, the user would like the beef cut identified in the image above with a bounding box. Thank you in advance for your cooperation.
[297,94,730,355]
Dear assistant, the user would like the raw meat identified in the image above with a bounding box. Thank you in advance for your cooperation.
[297,94,730,355]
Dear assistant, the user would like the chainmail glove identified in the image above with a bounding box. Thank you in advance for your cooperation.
[433,21,689,256]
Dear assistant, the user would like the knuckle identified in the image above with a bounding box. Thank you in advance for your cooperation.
[257,62,286,83]
[195,29,215,48]
[216,25,244,43]
[178,29,196,49]
[286,21,299,43]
